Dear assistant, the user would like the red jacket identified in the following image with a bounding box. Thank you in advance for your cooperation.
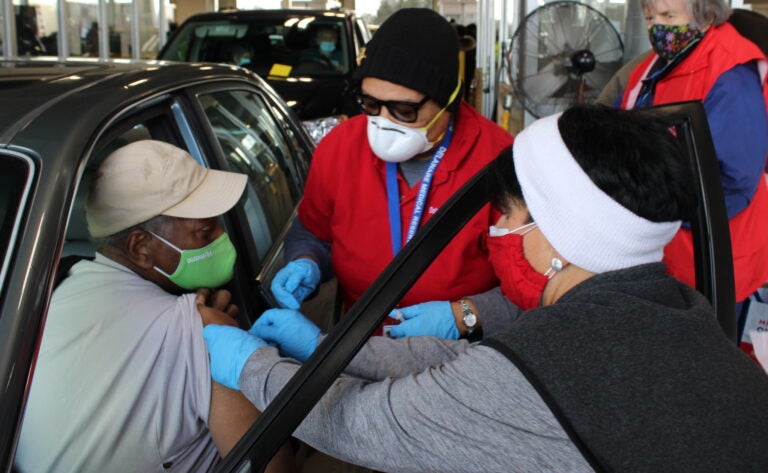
[298,101,513,310]
[622,23,768,301]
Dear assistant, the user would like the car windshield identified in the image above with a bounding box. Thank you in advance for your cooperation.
[162,13,351,78]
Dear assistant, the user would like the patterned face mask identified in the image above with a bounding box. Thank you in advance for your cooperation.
[648,23,704,62]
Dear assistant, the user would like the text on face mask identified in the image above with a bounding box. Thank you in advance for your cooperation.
[187,250,213,264]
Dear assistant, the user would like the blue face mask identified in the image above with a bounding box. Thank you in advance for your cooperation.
[319,41,336,54]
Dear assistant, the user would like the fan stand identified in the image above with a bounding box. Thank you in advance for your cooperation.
[567,49,597,104]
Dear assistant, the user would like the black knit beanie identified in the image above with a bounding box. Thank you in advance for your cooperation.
[353,8,460,109]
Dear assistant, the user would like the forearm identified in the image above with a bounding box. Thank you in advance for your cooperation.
[462,287,522,337]
[284,217,332,280]
[341,334,470,380]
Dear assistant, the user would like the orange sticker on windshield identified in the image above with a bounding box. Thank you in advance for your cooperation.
[269,64,292,78]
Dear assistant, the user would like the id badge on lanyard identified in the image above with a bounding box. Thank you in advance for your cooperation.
[386,121,454,256]
[741,288,768,367]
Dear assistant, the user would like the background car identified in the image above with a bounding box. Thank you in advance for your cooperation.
[0,58,327,471]
[159,9,372,141]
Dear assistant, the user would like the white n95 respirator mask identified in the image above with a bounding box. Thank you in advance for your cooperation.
[366,116,434,163]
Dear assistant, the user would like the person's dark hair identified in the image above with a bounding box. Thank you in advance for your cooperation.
[557,104,697,222]
[489,145,524,213]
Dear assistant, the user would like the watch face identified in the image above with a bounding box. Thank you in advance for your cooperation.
[464,312,477,328]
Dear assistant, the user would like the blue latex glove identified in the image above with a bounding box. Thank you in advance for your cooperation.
[271,258,321,309]
[203,324,267,390]
[250,308,321,362]
[387,301,459,340]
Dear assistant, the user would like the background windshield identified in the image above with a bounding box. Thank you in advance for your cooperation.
[162,14,350,78]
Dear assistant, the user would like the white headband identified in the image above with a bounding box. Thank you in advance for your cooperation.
[513,112,681,273]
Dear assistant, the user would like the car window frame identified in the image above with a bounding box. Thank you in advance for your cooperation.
[178,81,314,323]
[0,149,36,302]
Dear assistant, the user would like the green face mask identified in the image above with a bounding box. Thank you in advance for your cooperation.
[151,231,237,290]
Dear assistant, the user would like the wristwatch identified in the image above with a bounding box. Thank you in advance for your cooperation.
[459,299,477,336]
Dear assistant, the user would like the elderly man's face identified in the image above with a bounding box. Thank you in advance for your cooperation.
[148,216,224,291]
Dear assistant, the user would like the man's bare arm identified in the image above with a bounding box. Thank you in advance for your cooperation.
[197,292,298,472]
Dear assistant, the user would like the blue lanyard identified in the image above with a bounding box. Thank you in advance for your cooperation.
[386,121,454,255]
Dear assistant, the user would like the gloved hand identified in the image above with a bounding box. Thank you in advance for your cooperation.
[271,258,321,309]
[203,324,267,390]
[387,301,459,340]
[250,308,321,362]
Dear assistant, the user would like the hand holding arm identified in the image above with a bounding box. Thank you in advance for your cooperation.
[250,308,321,362]
[270,258,321,309]
[203,325,267,390]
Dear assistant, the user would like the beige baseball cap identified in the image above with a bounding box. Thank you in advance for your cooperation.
[86,140,248,238]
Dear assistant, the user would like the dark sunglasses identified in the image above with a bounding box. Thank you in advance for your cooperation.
[354,92,430,124]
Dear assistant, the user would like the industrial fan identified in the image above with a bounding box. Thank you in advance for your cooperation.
[509,1,624,117]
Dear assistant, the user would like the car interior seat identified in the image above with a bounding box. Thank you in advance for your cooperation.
[282,26,310,53]
[240,34,273,74]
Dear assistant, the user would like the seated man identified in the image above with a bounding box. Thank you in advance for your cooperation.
[297,26,344,72]
[16,140,295,473]
[201,105,768,472]
[231,41,253,67]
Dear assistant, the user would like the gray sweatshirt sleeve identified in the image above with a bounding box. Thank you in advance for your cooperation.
[317,333,471,381]
[465,286,523,336]
[238,341,592,473]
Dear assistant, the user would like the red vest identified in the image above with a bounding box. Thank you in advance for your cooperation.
[299,101,513,310]
[622,23,768,301]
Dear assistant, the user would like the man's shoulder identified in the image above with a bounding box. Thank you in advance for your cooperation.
[55,256,191,312]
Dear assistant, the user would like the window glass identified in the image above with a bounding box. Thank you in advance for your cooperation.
[109,0,133,58]
[0,151,34,300]
[138,0,161,59]
[66,0,99,57]
[162,14,350,77]
[582,0,627,38]
[199,89,300,260]
[13,0,56,56]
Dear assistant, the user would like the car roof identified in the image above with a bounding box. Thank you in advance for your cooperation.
[0,59,264,163]
[182,8,356,22]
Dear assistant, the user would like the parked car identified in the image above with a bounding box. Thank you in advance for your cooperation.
[0,58,321,471]
[159,9,372,141]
